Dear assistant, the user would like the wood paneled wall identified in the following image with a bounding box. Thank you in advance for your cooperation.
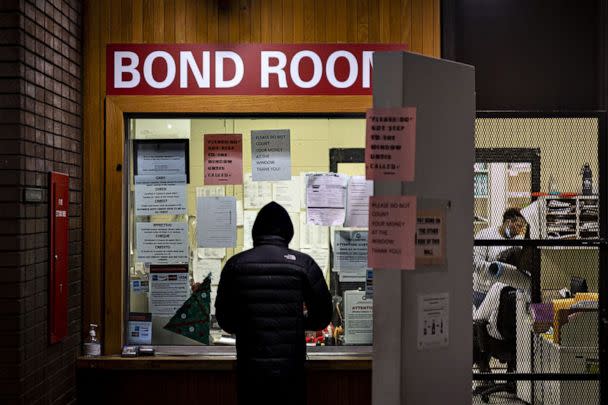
[83,0,440,342]
[78,369,372,405]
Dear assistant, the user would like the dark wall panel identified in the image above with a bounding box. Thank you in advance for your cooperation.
[449,0,600,110]
[0,1,83,404]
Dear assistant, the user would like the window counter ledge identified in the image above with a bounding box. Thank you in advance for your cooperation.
[77,354,372,371]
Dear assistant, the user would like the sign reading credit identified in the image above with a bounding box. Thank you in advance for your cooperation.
[107,44,406,95]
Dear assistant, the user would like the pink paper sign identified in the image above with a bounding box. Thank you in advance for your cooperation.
[365,107,416,181]
[204,134,243,185]
[368,195,416,270]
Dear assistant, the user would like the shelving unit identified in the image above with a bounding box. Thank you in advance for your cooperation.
[474,163,489,234]
[473,162,532,234]
[540,195,599,240]
[506,163,532,210]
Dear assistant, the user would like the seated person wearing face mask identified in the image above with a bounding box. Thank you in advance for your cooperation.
[473,208,529,310]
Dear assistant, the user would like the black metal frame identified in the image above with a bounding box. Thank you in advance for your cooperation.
[472,111,607,404]
[475,147,541,197]
[132,139,191,183]
[327,148,367,301]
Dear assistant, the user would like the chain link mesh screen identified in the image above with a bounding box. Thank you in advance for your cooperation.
[472,115,602,404]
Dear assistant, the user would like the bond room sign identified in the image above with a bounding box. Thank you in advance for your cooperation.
[106,44,406,96]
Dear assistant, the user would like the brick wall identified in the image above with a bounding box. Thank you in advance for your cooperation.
[0,0,82,404]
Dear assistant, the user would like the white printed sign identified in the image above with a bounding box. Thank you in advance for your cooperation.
[345,176,373,227]
[149,265,190,315]
[306,173,348,226]
[334,230,368,271]
[128,318,152,345]
[136,222,188,264]
[343,290,373,345]
[272,176,301,212]
[134,174,187,216]
[417,293,449,350]
[136,142,187,176]
[196,196,237,247]
[251,129,291,181]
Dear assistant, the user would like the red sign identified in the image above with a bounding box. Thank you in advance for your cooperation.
[204,134,243,185]
[107,44,406,95]
[50,171,69,344]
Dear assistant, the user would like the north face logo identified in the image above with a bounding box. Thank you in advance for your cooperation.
[284,254,296,261]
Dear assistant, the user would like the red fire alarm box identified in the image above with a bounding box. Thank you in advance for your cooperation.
[50,172,69,344]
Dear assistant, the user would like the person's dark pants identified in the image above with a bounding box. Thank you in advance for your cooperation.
[237,367,306,405]
[473,325,491,373]
[473,290,487,310]
[472,290,490,373]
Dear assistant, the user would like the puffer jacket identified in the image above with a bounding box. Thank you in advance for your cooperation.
[215,201,333,405]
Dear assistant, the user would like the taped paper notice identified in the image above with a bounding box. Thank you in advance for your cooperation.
[416,209,445,266]
[300,214,329,249]
[135,141,187,177]
[196,196,237,247]
[306,173,348,226]
[244,173,272,209]
[289,212,301,250]
[196,185,226,197]
[204,134,243,185]
[417,293,449,350]
[368,196,416,270]
[149,265,189,315]
[197,247,226,259]
[301,248,330,278]
[334,230,368,282]
[343,290,373,345]
[345,176,373,227]
[243,210,259,249]
[365,107,416,181]
[136,222,188,264]
[251,129,291,181]
[272,176,301,213]
[134,174,187,216]
[194,258,222,285]
[128,313,152,345]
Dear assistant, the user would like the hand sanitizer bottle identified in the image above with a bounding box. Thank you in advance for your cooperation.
[83,324,101,357]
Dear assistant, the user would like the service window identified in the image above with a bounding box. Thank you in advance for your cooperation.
[125,116,373,350]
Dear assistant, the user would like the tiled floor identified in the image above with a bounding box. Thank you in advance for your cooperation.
[472,393,528,404]
[473,365,529,404]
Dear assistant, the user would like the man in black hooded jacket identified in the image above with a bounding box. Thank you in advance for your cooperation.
[215,201,333,405]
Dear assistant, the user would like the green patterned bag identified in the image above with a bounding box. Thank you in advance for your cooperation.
[163,274,211,344]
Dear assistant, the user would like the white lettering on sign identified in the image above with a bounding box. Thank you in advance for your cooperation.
[260,51,288,88]
[290,50,323,88]
[114,51,140,88]
[326,51,358,88]
[215,51,244,88]
[143,51,176,89]
[108,44,406,94]
[56,210,67,217]
[362,51,374,88]
[180,51,210,88]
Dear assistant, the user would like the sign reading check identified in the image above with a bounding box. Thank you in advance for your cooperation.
[106,44,406,95]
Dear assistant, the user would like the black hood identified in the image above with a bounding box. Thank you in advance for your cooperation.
[252,201,294,244]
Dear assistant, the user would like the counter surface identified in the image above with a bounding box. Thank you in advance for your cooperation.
[77,354,372,371]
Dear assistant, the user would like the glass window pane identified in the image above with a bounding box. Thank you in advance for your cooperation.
[125,116,371,349]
